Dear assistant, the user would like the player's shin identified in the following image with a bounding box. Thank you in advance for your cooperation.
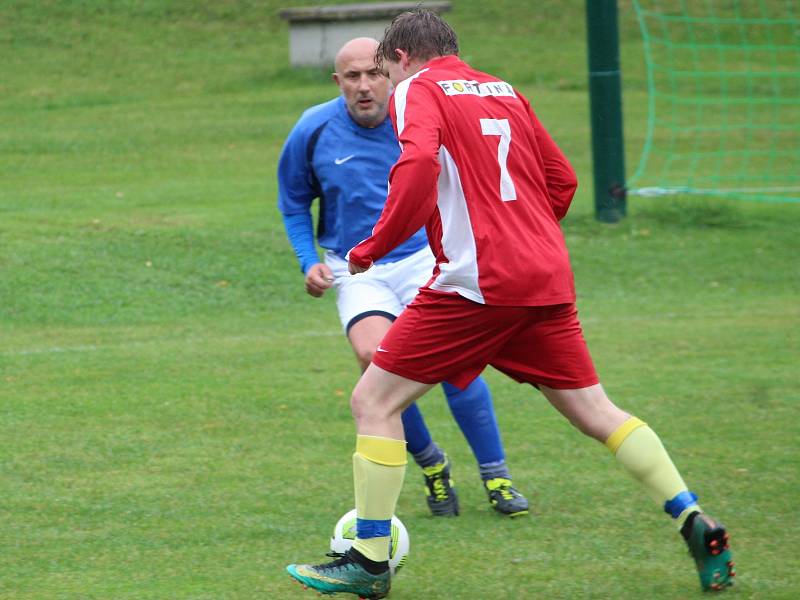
[352,435,407,561]
[605,417,700,527]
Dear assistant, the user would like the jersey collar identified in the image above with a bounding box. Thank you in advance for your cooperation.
[419,54,462,70]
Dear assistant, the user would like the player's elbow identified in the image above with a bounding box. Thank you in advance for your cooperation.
[550,175,578,220]
[567,172,578,196]
[560,169,578,197]
[395,148,439,177]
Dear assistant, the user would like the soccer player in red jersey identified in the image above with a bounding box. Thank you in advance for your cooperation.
[287,9,734,597]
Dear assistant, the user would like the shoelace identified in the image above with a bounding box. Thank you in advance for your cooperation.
[497,484,515,501]
[430,476,448,501]
[313,553,355,572]
[423,463,451,501]
[487,478,516,500]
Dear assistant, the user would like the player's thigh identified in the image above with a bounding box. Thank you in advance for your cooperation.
[348,315,394,369]
[351,362,435,436]
[490,303,600,390]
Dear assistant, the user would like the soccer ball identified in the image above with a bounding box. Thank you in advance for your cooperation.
[329,508,409,576]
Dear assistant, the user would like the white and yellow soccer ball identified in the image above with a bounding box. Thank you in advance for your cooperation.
[329,508,409,576]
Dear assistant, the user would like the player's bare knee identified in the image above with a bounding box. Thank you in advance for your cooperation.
[568,417,607,441]
[354,347,374,370]
[565,406,629,442]
[350,388,389,428]
[350,384,373,420]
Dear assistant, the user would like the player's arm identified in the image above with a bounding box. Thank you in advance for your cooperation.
[281,213,334,296]
[520,94,578,220]
[348,81,442,272]
[277,123,333,296]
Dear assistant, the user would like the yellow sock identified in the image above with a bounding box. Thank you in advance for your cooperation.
[606,417,700,527]
[351,435,407,562]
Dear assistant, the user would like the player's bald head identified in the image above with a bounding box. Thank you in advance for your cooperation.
[332,37,390,129]
[334,37,380,74]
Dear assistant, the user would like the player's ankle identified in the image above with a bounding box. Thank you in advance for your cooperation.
[347,548,389,575]
[680,510,701,541]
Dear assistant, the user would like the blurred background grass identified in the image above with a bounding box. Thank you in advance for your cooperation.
[1,1,799,598]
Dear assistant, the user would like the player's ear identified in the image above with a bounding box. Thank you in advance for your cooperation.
[332,72,340,86]
[395,49,410,69]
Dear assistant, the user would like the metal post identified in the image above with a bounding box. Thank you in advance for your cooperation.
[586,0,627,222]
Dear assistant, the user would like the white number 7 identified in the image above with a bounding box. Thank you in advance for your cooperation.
[480,118,517,201]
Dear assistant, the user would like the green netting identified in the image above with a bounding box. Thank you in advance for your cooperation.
[629,0,800,202]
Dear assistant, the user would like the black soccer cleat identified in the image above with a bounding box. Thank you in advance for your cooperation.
[421,455,459,516]
[484,477,529,517]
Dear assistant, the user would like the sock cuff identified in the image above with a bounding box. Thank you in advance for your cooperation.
[411,441,444,469]
[664,491,699,519]
[356,435,407,466]
[605,416,647,454]
[479,459,510,481]
[356,518,392,538]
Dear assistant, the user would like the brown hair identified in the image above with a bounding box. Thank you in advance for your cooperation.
[376,8,459,68]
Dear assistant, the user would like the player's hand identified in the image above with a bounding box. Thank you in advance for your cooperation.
[305,263,335,297]
[348,260,372,275]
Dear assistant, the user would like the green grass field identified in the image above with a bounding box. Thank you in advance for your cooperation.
[2,1,799,598]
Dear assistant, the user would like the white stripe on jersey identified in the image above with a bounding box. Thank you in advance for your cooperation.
[429,145,484,304]
[392,68,430,136]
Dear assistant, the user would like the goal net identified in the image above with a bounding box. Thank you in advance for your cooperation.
[628,0,800,203]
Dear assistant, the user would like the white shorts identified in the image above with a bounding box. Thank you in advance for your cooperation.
[325,247,435,333]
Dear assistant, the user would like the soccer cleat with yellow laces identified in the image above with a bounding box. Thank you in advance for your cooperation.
[422,456,459,516]
[484,477,529,517]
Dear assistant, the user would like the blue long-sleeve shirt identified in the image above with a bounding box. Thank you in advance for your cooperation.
[277,96,428,274]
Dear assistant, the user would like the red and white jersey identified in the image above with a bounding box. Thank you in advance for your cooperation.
[348,55,578,306]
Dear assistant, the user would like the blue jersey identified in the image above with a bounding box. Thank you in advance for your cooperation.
[277,96,428,273]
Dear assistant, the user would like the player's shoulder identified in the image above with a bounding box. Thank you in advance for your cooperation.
[394,68,433,98]
[413,57,518,100]
[290,96,343,139]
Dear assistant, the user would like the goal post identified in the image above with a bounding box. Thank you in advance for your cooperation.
[586,0,628,223]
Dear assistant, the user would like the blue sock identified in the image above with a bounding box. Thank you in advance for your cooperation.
[401,401,433,456]
[442,378,510,479]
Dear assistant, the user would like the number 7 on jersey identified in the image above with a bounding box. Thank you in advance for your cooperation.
[480,118,517,201]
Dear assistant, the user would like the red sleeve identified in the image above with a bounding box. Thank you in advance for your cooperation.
[348,79,442,268]
[520,93,578,221]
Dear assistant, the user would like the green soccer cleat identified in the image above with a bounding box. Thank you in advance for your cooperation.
[683,512,735,592]
[422,456,459,517]
[286,551,391,599]
[484,477,529,517]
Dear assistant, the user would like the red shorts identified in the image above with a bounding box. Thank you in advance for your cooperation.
[372,289,599,390]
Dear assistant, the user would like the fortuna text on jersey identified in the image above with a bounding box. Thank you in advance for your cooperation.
[436,80,516,98]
